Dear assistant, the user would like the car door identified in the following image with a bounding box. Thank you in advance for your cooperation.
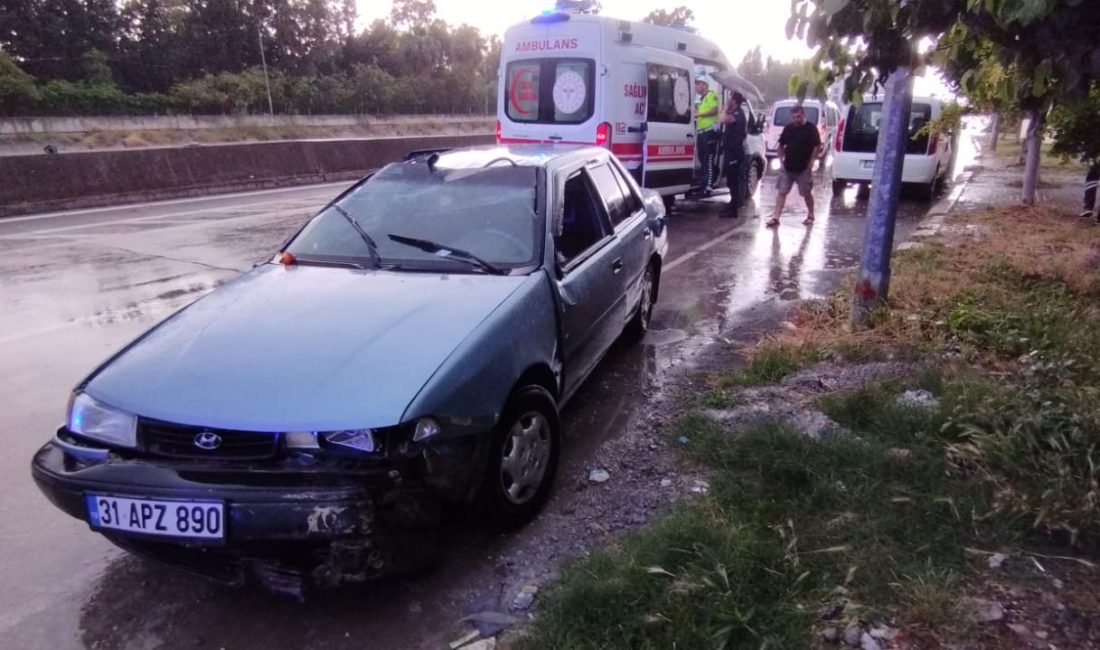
[584,160,650,321]
[553,166,628,397]
[643,53,696,192]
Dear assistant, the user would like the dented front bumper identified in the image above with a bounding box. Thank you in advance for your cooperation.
[31,429,486,595]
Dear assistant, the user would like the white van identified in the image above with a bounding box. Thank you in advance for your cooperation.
[831,96,956,200]
[765,98,840,163]
[497,10,767,203]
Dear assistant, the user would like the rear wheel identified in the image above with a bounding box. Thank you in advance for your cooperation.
[475,386,560,530]
[831,179,847,195]
[625,263,657,342]
[917,168,940,201]
[662,194,676,211]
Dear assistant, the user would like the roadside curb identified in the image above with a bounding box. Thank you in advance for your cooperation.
[899,139,984,249]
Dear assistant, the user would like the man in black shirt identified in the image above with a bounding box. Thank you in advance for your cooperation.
[766,105,822,228]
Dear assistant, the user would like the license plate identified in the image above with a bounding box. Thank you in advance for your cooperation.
[861,160,876,169]
[86,494,224,541]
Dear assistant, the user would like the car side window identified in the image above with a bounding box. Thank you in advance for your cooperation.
[609,163,644,218]
[557,172,610,264]
[586,164,631,227]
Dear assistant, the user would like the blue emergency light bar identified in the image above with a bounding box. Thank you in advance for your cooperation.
[531,12,571,24]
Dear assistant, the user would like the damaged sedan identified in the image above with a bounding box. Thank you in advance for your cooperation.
[31,145,668,594]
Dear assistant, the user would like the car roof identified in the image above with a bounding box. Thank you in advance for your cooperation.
[413,145,609,174]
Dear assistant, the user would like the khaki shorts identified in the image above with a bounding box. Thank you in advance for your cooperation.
[776,169,814,197]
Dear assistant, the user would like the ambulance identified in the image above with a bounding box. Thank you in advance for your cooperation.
[496,10,767,204]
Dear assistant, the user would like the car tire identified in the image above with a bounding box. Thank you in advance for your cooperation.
[831,179,847,195]
[625,263,657,342]
[475,385,560,530]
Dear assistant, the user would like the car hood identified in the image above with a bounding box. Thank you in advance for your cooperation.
[85,264,529,432]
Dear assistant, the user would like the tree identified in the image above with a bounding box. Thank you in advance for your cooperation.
[737,48,804,103]
[1049,84,1100,168]
[789,0,1100,323]
[390,0,436,30]
[0,50,41,115]
[642,6,693,28]
[555,1,600,14]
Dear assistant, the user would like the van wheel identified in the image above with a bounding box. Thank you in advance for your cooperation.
[662,194,676,211]
[918,169,940,201]
[475,386,560,530]
[831,179,847,195]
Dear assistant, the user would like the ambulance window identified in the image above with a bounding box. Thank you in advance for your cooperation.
[587,164,629,226]
[505,59,595,124]
[647,65,692,125]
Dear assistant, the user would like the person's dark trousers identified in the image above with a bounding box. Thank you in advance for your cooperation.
[1085,164,1099,218]
[696,129,717,189]
[724,150,747,208]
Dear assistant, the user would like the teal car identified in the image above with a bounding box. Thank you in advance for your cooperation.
[32,145,669,593]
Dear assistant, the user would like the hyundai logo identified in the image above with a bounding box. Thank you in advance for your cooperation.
[193,431,223,450]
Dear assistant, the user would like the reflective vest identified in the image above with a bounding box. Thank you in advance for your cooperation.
[697,90,719,131]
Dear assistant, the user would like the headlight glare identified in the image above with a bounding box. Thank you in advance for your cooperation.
[413,417,442,442]
[68,392,137,448]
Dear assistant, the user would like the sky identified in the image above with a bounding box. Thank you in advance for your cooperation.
[355,1,952,96]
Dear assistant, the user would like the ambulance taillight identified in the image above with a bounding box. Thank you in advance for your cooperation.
[495,120,502,144]
[596,122,611,149]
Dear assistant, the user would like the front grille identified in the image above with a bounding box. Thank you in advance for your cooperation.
[139,419,279,460]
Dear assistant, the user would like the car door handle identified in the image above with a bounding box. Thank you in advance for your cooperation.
[686,134,695,139]
[611,258,624,274]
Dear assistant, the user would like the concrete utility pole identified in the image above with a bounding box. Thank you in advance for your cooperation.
[1021,108,1042,205]
[852,67,913,326]
[989,113,1000,152]
[258,23,275,117]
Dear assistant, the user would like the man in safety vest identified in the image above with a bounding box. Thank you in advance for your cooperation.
[694,77,720,194]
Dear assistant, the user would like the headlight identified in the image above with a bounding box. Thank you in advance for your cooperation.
[68,392,137,448]
[413,417,442,442]
[322,429,376,453]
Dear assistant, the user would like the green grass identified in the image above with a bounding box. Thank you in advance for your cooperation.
[718,346,823,388]
[524,395,1009,649]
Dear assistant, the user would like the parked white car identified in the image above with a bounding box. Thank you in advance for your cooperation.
[765,98,840,163]
[830,96,956,200]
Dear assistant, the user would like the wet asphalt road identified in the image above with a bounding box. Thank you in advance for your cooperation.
[0,133,979,649]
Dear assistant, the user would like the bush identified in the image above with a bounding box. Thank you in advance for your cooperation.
[0,51,42,115]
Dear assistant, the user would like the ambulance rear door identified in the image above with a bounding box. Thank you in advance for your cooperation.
[642,49,696,195]
[499,16,603,146]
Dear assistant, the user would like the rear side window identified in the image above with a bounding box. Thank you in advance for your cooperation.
[647,64,692,124]
[506,59,595,124]
[842,102,934,154]
[587,164,630,226]
[773,105,820,126]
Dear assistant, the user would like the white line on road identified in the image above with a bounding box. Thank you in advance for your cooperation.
[664,220,749,273]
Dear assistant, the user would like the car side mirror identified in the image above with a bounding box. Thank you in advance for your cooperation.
[641,188,668,234]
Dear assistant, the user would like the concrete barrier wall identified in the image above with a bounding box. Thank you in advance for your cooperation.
[0,134,494,216]
[0,114,495,135]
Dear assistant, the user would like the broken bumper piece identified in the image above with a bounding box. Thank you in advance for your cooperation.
[30,434,456,596]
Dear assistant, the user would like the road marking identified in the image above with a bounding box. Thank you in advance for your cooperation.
[664,220,747,273]
[0,180,353,224]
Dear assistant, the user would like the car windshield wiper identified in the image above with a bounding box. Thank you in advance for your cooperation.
[286,253,372,270]
[387,234,507,275]
[331,204,381,268]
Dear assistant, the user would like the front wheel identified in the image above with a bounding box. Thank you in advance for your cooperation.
[746,161,762,198]
[475,386,560,530]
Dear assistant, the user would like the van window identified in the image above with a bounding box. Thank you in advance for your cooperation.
[505,59,595,124]
[647,64,692,124]
[826,106,838,128]
[842,102,934,154]
[773,105,820,126]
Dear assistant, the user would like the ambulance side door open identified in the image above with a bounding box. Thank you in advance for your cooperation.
[642,50,696,195]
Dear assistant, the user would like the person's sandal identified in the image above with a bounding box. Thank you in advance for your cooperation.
[765,219,780,228]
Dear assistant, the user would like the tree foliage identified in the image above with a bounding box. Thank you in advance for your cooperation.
[641,6,694,28]
[0,0,498,116]
[736,47,805,103]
